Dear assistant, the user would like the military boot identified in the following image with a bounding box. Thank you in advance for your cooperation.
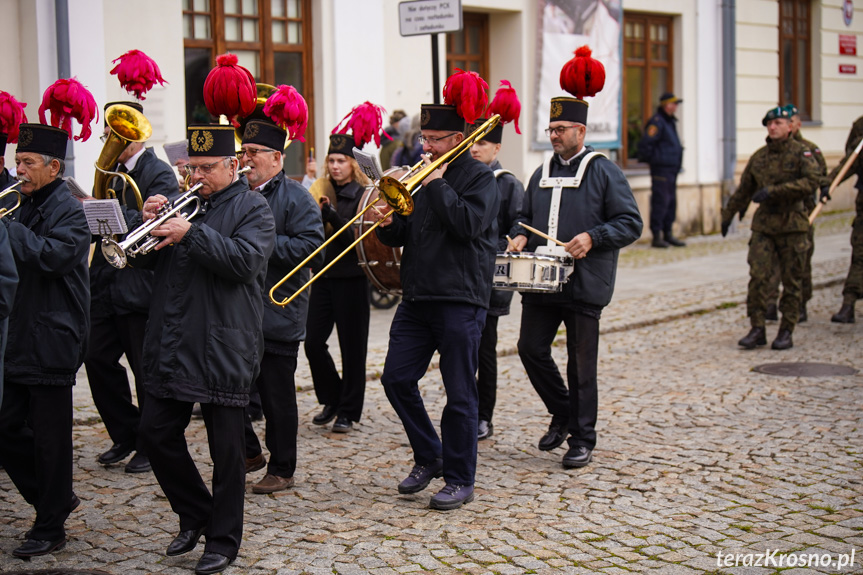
[771,328,793,350]
[765,303,778,321]
[738,327,767,349]
[798,303,808,323]
[831,303,856,324]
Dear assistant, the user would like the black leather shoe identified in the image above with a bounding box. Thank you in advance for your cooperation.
[332,416,352,433]
[312,405,337,426]
[97,442,134,465]
[737,326,767,349]
[651,236,669,248]
[477,420,493,441]
[664,233,686,247]
[166,526,206,556]
[13,537,66,557]
[765,303,778,321]
[562,446,593,468]
[771,328,793,350]
[798,303,808,323]
[124,452,151,473]
[195,551,234,575]
[831,303,856,324]
[398,458,443,494]
[538,420,568,451]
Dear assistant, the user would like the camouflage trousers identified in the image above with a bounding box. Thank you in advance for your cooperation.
[841,215,863,304]
[747,231,809,331]
[766,225,814,305]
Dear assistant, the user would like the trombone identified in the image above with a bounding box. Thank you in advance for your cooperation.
[101,166,250,269]
[268,114,501,307]
[0,181,22,219]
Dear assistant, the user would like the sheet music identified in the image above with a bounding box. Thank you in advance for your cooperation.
[65,177,91,199]
[83,199,128,236]
[353,147,383,181]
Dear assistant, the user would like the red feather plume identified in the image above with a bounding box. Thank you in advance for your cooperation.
[262,85,308,142]
[332,102,391,148]
[560,45,606,100]
[443,68,489,125]
[0,91,28,143]
[110,49,167,101]
[486,80,521,134]
[203,53,256,127]
[38,78,98,142]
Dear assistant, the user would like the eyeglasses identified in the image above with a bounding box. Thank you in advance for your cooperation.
[185,160,226,176]
[544,125,579,137]
[236,147,277,159]
[418,132,460,144]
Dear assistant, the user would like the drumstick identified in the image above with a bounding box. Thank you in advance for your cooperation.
[505,235,518,250]
[519,223,567,248]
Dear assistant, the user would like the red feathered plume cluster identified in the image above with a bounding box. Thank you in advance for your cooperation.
[263,85,308,142]
[0,91,28,142]
[486,80,521,134]
[560,45,606,100]
[38,78,98,142]
[110,49,167,101]
[332,102,391,148]
[443,69,489,125]
[203,53,256,127]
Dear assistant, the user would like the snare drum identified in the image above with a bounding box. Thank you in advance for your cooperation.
[492,252,574,293]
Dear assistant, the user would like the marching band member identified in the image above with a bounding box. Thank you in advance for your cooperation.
[135,123,274,575]
[86,100,177,475]
[510,47,642,469]
[239,112,324,494]
[375,70,499,510]
[0,85,94,556]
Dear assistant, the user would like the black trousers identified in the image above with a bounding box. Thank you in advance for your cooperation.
[649,169,679,235]
[304,276,370,422]
[476,314,500,422]
[517,303,599,450]
[140,393,245,559]
[0,381,73,541]
[243,350,298,478]
[84,311,147,453]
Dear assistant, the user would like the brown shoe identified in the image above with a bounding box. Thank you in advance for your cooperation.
[245,453,266,474]
[252,473,295,494]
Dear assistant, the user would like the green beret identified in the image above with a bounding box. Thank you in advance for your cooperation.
[783,104,799,117]
[762,106,791,126]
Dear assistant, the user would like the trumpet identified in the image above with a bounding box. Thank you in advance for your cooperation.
[101,166,250,269]
[0,181,22,219]
[268,115,501,307]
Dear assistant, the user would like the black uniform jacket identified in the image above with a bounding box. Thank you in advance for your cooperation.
[638,107,683,172]
[0,223,17,320]
[514,147,643,310]
[318,179,366,279]
[377,151,499,308]
[131,176,275,406]
[2,179,91,385]
[0,168,15,190]
[259,171,324,347]
[489,160,524,317]
[90,147,179,316]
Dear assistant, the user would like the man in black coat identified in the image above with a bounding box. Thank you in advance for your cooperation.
[0,130,19,406]
[239,120,324,494]
[638,92,685,248]
[376,103,499,511]
[136,125,275,575]
[86,102,178,474]
[511,96,642,469]
[0,124,91,558]
[0,132,16,190]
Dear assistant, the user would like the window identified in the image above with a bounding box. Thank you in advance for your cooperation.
[182,0,313,177]
[622,12,674,167]
[446,13,488,80]
[779,0,811,120]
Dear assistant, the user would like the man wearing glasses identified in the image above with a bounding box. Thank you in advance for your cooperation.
[510,95,642,470]
[238,119,323,495]
[86,101,177,476]
[134,124,275,575]
[376,101,499,511]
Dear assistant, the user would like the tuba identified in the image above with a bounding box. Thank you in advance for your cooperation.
[94,104,152,211]
[233,83,291,150]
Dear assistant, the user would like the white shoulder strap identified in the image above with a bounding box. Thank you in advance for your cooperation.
[493,169,514,179]
[541,152,605,249]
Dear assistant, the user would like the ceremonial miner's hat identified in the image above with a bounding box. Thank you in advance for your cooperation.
[327,133,354,157]
[762,106,791,126]
[0,90,28,156]
[242,119,287,152]
[422,69,490,133]
[330,101,389,154]
[16,124,69,159]
[552,45,606,126]
[187,124,235,157]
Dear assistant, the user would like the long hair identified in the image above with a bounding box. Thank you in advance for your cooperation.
[325,155,370,187]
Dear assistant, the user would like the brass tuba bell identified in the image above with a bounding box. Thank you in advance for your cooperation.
[94,104,152,211]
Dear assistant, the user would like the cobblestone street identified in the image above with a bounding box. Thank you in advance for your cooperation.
[1,219,861,575]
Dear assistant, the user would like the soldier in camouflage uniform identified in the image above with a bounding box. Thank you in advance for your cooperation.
[721,106,821,350]
[763,104,830,322]
[824,115,863,323]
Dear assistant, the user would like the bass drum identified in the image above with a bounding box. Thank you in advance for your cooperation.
[354,167,406,295]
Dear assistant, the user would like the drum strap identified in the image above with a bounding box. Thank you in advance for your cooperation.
[493,169,514,179]
[538,152,604,249]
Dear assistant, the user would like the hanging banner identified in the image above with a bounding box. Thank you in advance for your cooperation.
[533,0,622,150]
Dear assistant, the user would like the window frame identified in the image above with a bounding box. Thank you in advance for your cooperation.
[445,12,489,81]
[779,0,812,121]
